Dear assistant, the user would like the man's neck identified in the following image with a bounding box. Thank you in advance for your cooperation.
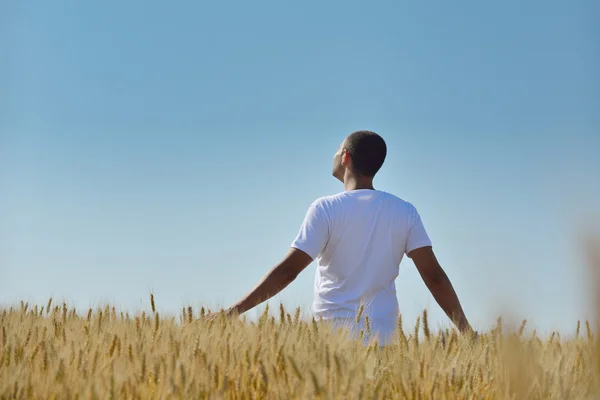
[343,175,375,191]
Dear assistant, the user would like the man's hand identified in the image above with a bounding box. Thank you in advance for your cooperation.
[203,307,238,322]
[408,246,473,334]
[220,247,313,316]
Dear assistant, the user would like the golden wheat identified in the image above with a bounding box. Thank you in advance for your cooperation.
[1,295,600,399]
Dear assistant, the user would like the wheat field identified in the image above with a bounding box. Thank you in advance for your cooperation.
[1,294,600,399]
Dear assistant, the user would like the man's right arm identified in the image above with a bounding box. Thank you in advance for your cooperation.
[408,246,472,334]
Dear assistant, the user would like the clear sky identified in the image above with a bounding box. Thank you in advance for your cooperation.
[1,0,599,336]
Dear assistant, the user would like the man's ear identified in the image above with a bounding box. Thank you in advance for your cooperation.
[341,149,351,168]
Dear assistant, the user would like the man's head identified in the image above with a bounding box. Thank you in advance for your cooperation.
[332,130,387,183]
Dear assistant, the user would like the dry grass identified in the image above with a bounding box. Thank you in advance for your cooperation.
[2,296,600,399]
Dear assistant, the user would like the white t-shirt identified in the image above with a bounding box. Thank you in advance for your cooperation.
[290,189,432,345]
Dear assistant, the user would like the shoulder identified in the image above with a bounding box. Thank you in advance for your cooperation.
[308,190,420,211]
[308,192,344,207]
[301,193,349,219]
[378,191,424,222]
[308,191,362,214]
[379,191,417,210]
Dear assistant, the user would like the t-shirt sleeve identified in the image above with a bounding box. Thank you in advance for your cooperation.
[405,204,432,254]
[290,201,330,260]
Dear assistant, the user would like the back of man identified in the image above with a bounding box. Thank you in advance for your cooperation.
[216,130,472,346]
[291,188,432,345]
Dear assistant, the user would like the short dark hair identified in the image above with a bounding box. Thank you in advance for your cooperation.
[344,130,387,177]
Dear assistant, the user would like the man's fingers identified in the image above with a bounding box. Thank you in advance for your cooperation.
[203,309,237,322]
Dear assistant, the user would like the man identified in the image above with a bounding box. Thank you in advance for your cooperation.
[215,130,473,345]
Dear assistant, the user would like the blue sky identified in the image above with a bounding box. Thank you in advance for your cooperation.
[1,0,599,335]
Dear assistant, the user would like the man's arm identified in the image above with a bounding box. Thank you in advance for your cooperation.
[224,248,313,316]
[213,200,327,318]
[408,246,472,333]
